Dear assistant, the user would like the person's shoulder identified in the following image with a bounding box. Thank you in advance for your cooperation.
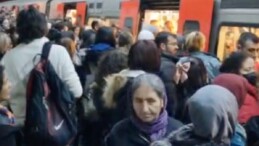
[202,52,220,62]
[50,43,67,53]
[167,117,183,130]
[110,119,131,134]
[1,45,21,64]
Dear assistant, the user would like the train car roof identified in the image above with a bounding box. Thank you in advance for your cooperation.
[0,0,47,5]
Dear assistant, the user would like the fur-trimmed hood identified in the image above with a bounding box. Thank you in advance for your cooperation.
[102,69,146,108]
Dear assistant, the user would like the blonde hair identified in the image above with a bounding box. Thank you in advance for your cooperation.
[185,31,206,52]
[0,32,11,53]
[60,38,76,59]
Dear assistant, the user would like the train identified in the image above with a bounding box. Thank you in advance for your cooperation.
[1,0,259,61]
[0,0,121,26]
[120,0,259,60]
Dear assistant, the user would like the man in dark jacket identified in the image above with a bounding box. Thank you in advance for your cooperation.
[155,32,179,117]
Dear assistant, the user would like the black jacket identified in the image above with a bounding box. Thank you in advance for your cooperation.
[159,52,179,116]
[0,125,19,146]
[105,118,183,146]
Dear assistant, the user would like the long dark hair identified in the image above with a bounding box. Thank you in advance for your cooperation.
[220,52,252,75]
[175,57,208,123]
[80,29,96,48]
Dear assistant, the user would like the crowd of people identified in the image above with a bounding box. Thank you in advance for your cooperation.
[0,5,258,146]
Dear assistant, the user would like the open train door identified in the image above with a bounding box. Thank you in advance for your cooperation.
[55,0,87,26]
[120,0,180,37]
[178,0,214,52]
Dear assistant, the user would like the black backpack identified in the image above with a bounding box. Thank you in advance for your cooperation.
[24,42,77,146]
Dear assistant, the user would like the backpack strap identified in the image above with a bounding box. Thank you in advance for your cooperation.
[41,42,52,60]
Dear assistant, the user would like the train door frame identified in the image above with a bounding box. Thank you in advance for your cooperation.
[119,0,180,37]
[209,0,259,60]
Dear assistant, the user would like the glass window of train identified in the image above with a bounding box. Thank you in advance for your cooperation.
[183,20,200,36]
[97,3,103,9]
[89,3,94,9]
[216,25,259,61]
[124,17,133,31]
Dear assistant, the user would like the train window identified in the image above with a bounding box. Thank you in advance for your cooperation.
[89,3,94,9]
[221,0,259,9]
[97,3,103,9]
[183,20,200,36]
[216,25,259,61]
[124,17,133,29]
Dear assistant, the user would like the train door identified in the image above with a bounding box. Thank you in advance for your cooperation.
[53,0,87,26]
[178,0,214,52]
[120,0,180,37]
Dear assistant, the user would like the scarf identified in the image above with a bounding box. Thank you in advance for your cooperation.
[131,110,168,142]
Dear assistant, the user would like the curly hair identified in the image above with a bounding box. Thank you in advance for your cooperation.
[95,50,128,85]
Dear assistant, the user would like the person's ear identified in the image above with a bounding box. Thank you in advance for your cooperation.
[160,43,166,51]
[160,98,164,108]
[237,43,242,51]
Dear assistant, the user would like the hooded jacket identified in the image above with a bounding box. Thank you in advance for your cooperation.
[151,85,239,146]
[213,73,259,124]
[81,70,145,146]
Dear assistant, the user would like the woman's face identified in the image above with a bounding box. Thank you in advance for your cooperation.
[133,84,164,123]
[0,74,11,101]
[74,27,80,36]
[240,57,255,74]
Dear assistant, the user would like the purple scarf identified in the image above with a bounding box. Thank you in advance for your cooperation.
[130,95,169,142]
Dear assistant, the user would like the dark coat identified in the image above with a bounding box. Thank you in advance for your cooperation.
[159,52,179,116]
[105,118,183,146]
[0,125,19,146]
[79,70,145,146]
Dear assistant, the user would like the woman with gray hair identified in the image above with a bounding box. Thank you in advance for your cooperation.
[105,73,182,146]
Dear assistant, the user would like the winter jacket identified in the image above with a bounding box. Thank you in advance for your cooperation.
[190,51,221,79]
[105,118,182,146]
[239,83,259,124]
[231,124,246,146]
[84,43,114,75]
[80,70,145,146]
[159,52,179,116]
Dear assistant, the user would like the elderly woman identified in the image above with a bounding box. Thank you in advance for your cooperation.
[151,85,239,146]
[105,73,182,146]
